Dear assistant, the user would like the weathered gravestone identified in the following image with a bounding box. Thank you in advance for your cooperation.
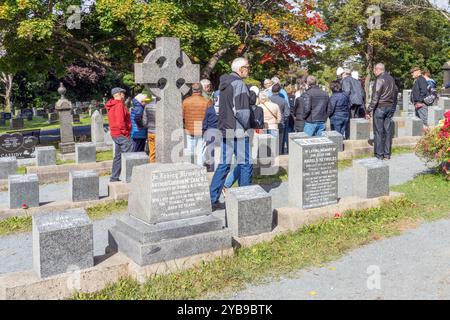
[405,117,423,136]
[349,119,370,140]
[33,209,94,278]
[322,131,344,152]
[47,113,58,124]
[10,118,24,130]
[402,89,413,112]
[0,133,38,159]
[91,110,105,147]
[225,185,273,237]
[352,158,389,199]
[8,174,39,209]
[70,170,99,202]
[55,83,75,154]
[108,38,231,266]
[289,137,338,209]
[75,142,96,164]
[0,157,17,179]
[36,146,56,166]
[442,61,450,97]
[109,163,231,266]
[120,152,149,183]
[428,107,444,127]
[439,97,450,111]
[134,37,200,163]
[255,133,279,176]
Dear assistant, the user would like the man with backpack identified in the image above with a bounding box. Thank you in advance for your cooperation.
[209,57,253,210]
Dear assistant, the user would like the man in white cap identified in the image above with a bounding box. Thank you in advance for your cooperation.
[336,67,344,82]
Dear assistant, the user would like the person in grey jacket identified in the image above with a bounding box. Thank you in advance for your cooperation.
[142,99,156,162]
[342,69,365,118]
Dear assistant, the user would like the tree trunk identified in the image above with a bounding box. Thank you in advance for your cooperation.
[0,72,13,113]
[201,48,230,79]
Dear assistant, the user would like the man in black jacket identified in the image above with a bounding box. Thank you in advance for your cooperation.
[366,63,398,160]
[410,67,429,127]
[209,57,252,209]
[270,83,290,154]
[302,76,331,136]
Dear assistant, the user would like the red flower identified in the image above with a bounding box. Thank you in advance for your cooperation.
[334,212,342,219]
[21,204,28,209]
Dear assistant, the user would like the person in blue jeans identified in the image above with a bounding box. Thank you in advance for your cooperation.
[328,81,350,138]
[302,76,331,137]
[209,57,253,210]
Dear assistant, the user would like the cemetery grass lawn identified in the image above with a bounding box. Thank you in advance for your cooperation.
[75,173,450,300]
[0,200,128,236]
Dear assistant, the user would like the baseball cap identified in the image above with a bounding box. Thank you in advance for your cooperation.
[111,87,126,96]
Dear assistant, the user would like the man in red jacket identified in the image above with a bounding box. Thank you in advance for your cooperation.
[105,87,133,182]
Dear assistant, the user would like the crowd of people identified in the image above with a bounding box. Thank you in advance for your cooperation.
[104,58,439,209]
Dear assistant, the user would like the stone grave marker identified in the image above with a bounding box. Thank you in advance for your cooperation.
[70,170,99,202]
[33,209,94,278]
[405,117,423,136]
[349,119,370,140]
[428,107,444,127]
[120,152,149,183]
[0,157,17,179]
[55,83,75,154]
[135,37,200,163]
[322,131,344,152]
[10,118,24,130]
[47,112,58,124]
[75,142,97,164]
[109,163,230,266]
[225,185,273,237]
[108,37,231,267]
[36,146,56,166]
[353,158,389,198]
[289,137,338,209]
[402,90,413,112]
[8,174,39,209]
[91,110,105,147]
[438,97,450,111]
[0,133,38,159]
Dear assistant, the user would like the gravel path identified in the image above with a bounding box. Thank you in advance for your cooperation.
[226,218,450,300]
[0,153,430,277]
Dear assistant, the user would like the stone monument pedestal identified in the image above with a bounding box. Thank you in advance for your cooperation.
[108,162,232,266]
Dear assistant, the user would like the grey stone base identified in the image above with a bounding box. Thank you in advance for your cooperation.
[108,216,232,266]
[59,142,75,154]
[115,214,224,243]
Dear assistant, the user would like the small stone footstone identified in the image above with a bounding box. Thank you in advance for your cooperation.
[438,97,450,111]
[322,131,344,152]
[255,134,278,176]
[36,146,56,166]
[0,157,18,179]
[70,170,99,202]
[225,185,273,237]
[108,162,231,266]
[75,142,96,164]
[427,107,444,127]
[349,119,370,140]
[33,209,94,278]
[8,174,39,209]
[120,152,149,183]
[405,117,423,136]
[353,158,389,199]
[10,118,24,130]
[289,137,338,209]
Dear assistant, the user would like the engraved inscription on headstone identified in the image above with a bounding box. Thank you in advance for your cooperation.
[0,133,38,159]
[289,137,338,209]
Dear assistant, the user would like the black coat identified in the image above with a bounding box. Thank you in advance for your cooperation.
[411,75,429,104]
[302,85,331,123]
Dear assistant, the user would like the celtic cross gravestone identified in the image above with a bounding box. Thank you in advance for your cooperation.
[134,37,200,163]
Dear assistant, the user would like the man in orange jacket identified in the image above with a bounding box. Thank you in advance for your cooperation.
[105,87,133,182]
[183,83,211,166]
